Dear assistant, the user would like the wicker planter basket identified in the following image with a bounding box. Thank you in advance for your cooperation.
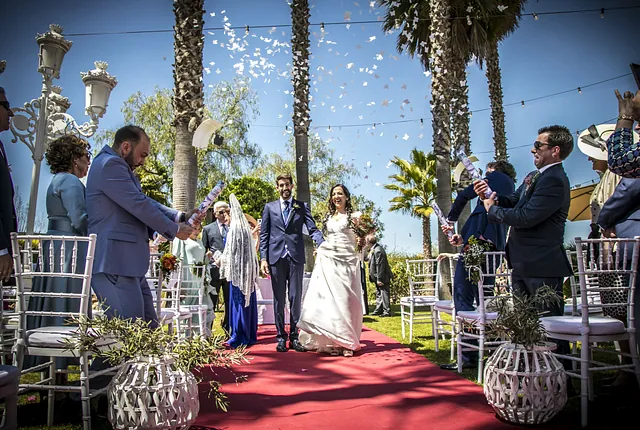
[484,343,567,425]
[107,355,200,430]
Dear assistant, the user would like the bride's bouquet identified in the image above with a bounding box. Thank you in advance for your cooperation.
[349,212,379,252]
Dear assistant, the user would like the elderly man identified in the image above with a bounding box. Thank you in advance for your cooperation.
[202,201,231,333]
[367,233,393,317]
[0,87,16,283]
[474,125,574,353]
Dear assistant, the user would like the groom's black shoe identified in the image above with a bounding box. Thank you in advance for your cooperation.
[290,339,306,352]
[276,339,288,352]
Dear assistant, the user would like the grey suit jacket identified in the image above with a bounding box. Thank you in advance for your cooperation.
[0,140,17,253]
[369,243,392,285]
[86,145,180,277]
[201,221,225,280]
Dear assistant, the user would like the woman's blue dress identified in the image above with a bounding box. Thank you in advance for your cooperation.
[26,172,88,370]
[227,283,258,348]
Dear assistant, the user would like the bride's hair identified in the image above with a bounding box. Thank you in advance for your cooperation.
[322,184,353,235]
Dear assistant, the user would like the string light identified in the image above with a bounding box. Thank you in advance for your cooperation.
[577,87,582,94]
[328,125,331,131]
[63,6,640,37]
[245,25,250,36]
[521,100,525,108]
[372,123,376,129]
[320,22,325,32]
[601,8,605,18]
[420,118,424,126]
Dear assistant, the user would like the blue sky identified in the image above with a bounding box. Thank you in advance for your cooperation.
[1,0,640,254]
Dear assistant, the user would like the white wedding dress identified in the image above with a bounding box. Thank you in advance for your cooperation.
[298,213,363,352]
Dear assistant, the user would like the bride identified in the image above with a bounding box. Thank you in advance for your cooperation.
[298,184,364,357]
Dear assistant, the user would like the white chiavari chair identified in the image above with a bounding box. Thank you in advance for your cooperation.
[433,253,459,360]
[11,233,120,430]
[401,259,440,342]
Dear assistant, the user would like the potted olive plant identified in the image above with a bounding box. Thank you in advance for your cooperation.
[64,315,248,429]
[483,286,567,425]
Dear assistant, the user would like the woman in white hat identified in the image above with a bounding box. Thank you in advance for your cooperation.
[577,124,621,237]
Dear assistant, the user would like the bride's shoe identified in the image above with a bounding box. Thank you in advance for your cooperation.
[330,349,340,356]
[342,349,353,357]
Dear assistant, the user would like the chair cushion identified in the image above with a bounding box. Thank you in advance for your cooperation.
[456,310,499,321]
[26,326,117,348]
[400,296,437,305]
[0,365,19,387]
[434,300,453,311]
[541,316,626,336]
[159,309,178,320]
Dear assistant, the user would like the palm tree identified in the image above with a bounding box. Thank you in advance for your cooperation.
[380,0,455,256]
[172,0,205,211]
[385,149,437,259]
[291,0,314,269]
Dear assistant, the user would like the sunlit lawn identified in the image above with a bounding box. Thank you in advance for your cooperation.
[13,305,639,429]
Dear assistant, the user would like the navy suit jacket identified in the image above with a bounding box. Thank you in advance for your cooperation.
[448,170,515,250]
[259,199,323,266]
[598,177,640,254]
[488,163,572,278]
[86,145,180,277]
[0,140,17,253]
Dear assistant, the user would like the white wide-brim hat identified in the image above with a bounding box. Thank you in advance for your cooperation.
[453,155,479,183]
[192,119,223,149]
[578,123,640,161]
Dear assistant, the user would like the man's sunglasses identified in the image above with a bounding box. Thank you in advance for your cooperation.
[216,209,230,215]
[533,141,558,151]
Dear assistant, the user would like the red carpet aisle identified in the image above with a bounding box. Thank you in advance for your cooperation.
[194,326,526,430]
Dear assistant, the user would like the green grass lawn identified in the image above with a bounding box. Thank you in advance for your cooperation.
[12,305,639,429]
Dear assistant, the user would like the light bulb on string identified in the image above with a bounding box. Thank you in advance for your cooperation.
[373,123,376,129]
[245,25,250,36]
[577,87,582,95]
[521,100,525,108]
[600,8,605,18]
[320,22,325,32]
[420,118,424,127]
[328,125,331,132]
[533,13,539,21]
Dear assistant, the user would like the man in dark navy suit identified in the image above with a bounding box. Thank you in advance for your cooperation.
[475,125,574,353]
[0,87,17,283]
[259,173,324,352]
[439,161,516,370]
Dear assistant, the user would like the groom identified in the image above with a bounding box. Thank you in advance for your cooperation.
[259,173,324,352]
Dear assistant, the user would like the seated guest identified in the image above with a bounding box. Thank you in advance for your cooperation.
[26,135,91,379]
[219,195,259,348]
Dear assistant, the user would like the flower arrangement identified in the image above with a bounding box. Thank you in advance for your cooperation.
[63,315,249,411]
[350,212,379,251]
[461,235,495,284]
[292,201,301,211]
[159,252,179,276]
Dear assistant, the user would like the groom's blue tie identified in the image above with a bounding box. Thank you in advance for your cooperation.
[283,200,291,223]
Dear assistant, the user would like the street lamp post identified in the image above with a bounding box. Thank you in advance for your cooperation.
[8,24,117,234]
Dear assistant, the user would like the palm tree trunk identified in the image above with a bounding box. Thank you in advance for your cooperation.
[172,0,205,211]
[486,41,507,161]
[450,52,472,230]
[428,0,455,258]
[291,0,314,270]
[421,215,432,259]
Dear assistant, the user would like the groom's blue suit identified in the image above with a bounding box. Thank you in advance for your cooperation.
[260,198,323,341]
[86,145,182,327]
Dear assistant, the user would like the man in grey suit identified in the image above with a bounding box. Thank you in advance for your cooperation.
[367,234,393,317]
[86,125,197,327]
[202,201,231,333]
[0,87,16,283]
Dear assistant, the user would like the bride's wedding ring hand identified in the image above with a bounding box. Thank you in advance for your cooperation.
[260,260,270,276]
